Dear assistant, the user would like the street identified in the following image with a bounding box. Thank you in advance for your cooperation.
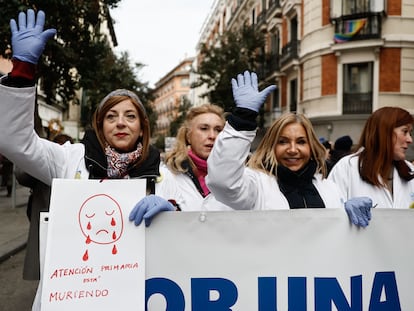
[0,248,38,311]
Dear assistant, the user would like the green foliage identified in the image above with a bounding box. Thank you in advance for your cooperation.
[192,25,265,112]
[0,1,154,129]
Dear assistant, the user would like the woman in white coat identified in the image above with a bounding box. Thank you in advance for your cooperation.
[1,9,162,310]
[0,9,161,215]
[129,104,233,226]
[205,71,372,226]
[156,104,233,212]
[328,106,414,209]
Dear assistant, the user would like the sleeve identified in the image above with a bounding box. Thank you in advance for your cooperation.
[206,121,259,210]
[0,84,70,185]
[327,156,351,200]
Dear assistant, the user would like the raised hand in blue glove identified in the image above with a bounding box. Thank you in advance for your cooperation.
[344,197,372,227]
[129,195,175,227]
[231,70,277,112]
[10,9,56,64]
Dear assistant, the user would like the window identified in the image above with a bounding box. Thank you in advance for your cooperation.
[181,78,189,87]
[272,87,281,118]
[289,78,297,112]
[343,62,373,114]
[343,0,370,15]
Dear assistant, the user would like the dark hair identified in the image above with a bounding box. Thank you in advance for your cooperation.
[357,106,414,186]
[53,133,73,144]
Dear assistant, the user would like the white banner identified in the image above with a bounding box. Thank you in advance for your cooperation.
[39,180,414,310]
[145,209,413,311]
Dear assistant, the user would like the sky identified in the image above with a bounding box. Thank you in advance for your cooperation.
[110,0,216,88]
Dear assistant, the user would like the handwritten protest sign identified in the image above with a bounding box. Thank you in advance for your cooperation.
[40,179,146,311]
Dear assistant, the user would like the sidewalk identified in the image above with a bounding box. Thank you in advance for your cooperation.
[0,184,31,262]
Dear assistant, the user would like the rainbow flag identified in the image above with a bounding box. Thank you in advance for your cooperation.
[334,18,367,43]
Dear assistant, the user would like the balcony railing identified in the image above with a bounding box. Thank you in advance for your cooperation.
[343,92,372,114]
[267,0,281,17]
[332,12,382,42]
[280,40,300,66]
[257,53,280,78]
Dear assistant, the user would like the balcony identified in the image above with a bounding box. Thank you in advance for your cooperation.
[267,0,281,18]
[280,40,300,66]
[257,53,280,78]
[343,92,372,114]
[332,12,382,43]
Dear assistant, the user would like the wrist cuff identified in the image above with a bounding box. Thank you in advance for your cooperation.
[227,107,258,130]
[11,59,36,80]
[168,199,181,211]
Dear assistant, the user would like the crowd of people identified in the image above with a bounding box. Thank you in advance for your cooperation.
[1,8,414,309]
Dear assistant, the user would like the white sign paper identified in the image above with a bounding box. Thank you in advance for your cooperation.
[40,179,146,311]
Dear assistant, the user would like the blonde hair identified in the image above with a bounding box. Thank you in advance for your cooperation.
[248,112,327,177]
[164,104,225,174]
[92,90,151,167]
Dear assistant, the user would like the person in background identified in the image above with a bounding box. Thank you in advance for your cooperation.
[326,135,353,174]
[15,133,73,281]
[129,104,233,226]
[319,138,332,161]
[329,107,414,209]
[205,71,372,226]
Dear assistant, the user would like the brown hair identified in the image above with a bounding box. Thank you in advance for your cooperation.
[164,104,225,174]
[248,112,327,177]
[92,90,150,167]
[53,133,73,144]
[356,106,414,186]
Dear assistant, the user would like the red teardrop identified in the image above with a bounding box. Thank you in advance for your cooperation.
[83,250,89,261]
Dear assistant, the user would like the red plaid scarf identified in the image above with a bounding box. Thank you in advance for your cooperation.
[105,143,143,178]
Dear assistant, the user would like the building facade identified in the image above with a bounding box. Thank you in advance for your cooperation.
[152,57,194,137]
[195,0,414,158]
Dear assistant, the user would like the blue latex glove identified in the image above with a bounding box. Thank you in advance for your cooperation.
[129,195,175,227]
[344,197,373,227]
[10,9,56,64]
[231,70,277,112]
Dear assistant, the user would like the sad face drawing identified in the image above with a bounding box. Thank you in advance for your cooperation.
[78,194,124,261]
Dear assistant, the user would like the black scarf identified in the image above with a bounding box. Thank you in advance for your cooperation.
[81,129,160,179]
[277,160,325,209]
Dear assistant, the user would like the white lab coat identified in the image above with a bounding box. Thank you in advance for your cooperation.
[206,122,345,210]
[0,84,89,184]
[328,154,414,209]
[156,164,233,211]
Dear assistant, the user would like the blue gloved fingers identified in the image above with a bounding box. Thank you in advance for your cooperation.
[41,28,57,42]
[129,200,147,226]
[237,72,244,87]
[344,206,359,226]
[143,199,175,227]
[18,11,28,30]
[260,85,277,98]
[231,78,238,93]
[11,9,56,64]
[243,70,251,88]
[128,202,139,220]
[27,9,36,29]
[10,19,17,35]
[34,10,45,29]
[344,196,372,227]
[251,72,258,91]
[144,201,174,219]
